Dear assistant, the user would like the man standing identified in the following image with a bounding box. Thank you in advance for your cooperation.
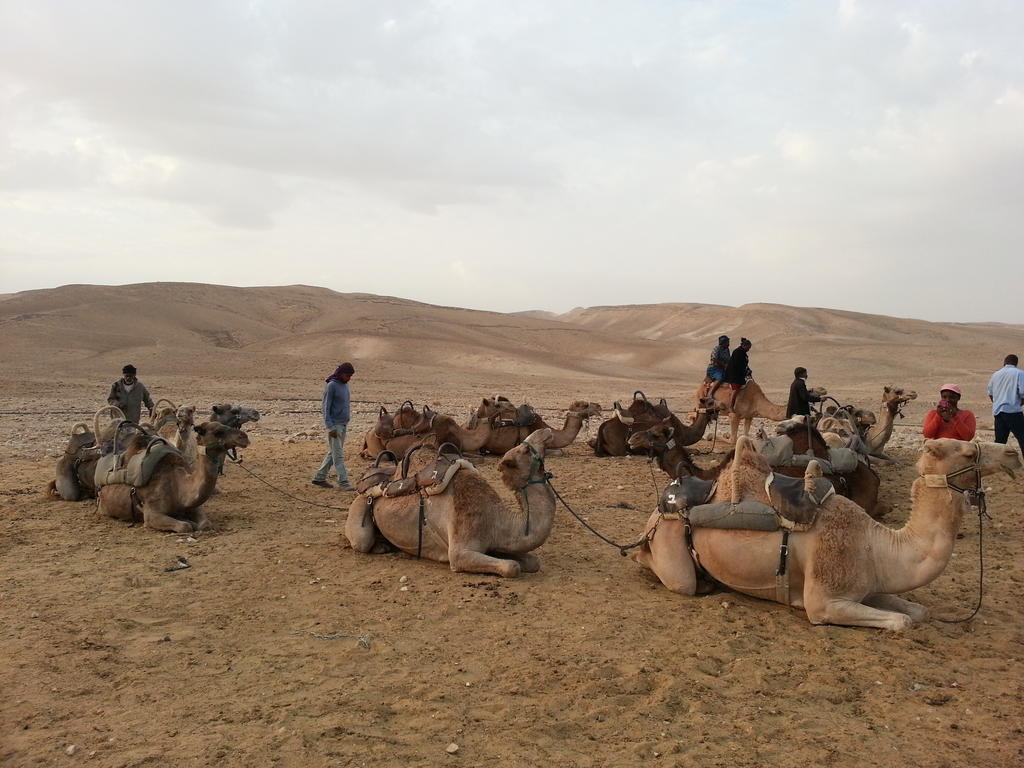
[786,367,823,418]
[922,384,976,440]
[107,364,154,424]
[312,362,355,491]
[705,335,731,400]
[723,338,752,407]
[987,355,1024,449]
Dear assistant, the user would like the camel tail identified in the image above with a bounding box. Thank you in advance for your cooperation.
[43,480,60,500]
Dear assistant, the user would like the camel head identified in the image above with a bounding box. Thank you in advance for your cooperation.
[567,401,602,419]
[149,400,179,432]
[883,386,918,413]
[695,396,721,417]
[918,439,1022,480]
[808,387,828,399]
[627,421,674,453]
[853,408,877,428]
[194,421,250,451]
[175,405,196,433]
[211,404,261,427]
[478,397,516,421]
[373,406,397,439]
[498,428,553,487]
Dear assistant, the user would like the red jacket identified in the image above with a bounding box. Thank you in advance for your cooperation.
[922,409,976,440]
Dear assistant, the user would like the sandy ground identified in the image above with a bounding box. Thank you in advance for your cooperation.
[2,376,1024,768]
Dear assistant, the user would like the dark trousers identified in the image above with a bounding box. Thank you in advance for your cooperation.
[993,411,1024,448]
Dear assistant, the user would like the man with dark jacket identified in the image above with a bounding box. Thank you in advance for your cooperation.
[107,364,154,423]
[786,367,823,418]
[722,338,752,406]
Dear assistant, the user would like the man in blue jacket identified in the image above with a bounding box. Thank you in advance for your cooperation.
[312,362,356,490]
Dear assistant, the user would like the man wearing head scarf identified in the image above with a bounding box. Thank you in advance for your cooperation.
[922,384,976,440]
[107,364,154,424]
[312,362,356,490]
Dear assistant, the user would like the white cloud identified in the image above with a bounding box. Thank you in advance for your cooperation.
[0,0,1022,322]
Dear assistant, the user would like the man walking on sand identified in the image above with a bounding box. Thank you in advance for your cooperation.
[312,362,355,491]
[987,354,1024,450]
[107,364,154,424]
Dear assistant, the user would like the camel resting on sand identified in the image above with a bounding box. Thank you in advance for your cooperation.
[97,422,250,533]
[483,400,603,455]
[345,428,556,577]
[591,392,717,456]
[631,436,1020,629]
[864,386,919,461]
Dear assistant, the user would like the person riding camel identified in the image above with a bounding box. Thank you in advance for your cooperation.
[705,335,731,400]
[722,338,752,409]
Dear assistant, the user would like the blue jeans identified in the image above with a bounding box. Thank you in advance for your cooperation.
[313,424,348,483]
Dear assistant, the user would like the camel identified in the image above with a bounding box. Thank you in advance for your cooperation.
[631,436,1021,629]
[96,421,250,533]
[345,428,557,577]
[46,409,156,501]
[361,403,442,459]
[784,422,887,518]
[173,405,198,470]
[696,379,825,440]
[864,386,919,460]
[46,423,102,501]
[592,394,718,456]
[211,403,261,427]
[361,400,512,460]
[630,420,888,519]
[483,400,603,455]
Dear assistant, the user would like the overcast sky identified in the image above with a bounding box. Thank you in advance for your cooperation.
[1,1,1021,322]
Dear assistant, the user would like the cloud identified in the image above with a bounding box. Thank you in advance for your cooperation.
[0,1,1022,322]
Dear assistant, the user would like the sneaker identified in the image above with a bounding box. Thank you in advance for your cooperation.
[311,479,333,488]
[337,481,355,492]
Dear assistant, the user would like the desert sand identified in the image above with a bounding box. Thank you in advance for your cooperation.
[2,283,1022,767]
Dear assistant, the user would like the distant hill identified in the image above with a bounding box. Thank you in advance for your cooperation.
[1,283,1019,400]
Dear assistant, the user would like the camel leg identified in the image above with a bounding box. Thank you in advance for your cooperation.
[504,552,540,572]
[742,417,753,436]
[97,485,135,522]
[142,505,196,534]
[863,593,929,623]
[345,496,378,553]
[448,547,521,578]
[191,506,211,532]
[805,595,913,630]
[630,515,698,595]
[725,413,740,442]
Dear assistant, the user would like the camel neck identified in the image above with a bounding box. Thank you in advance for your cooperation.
[181,447,222,507]
[879,480,966,593]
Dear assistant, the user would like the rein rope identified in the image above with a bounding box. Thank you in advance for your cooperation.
[225,454,349,511]
[930,450,988,625]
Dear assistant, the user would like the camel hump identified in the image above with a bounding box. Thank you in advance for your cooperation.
[355,445,476,499]
[93,438,181,490]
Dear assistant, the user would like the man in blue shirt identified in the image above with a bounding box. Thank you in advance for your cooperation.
[987,354,1024,450]
[312,362,355,490]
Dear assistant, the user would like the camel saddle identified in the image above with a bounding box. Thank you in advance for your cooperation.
[356,445,476,500]
[660,473,835,532]
[499,404,539,429]
[94,437,181,490]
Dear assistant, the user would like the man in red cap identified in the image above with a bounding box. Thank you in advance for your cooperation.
[922,383,976,440]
